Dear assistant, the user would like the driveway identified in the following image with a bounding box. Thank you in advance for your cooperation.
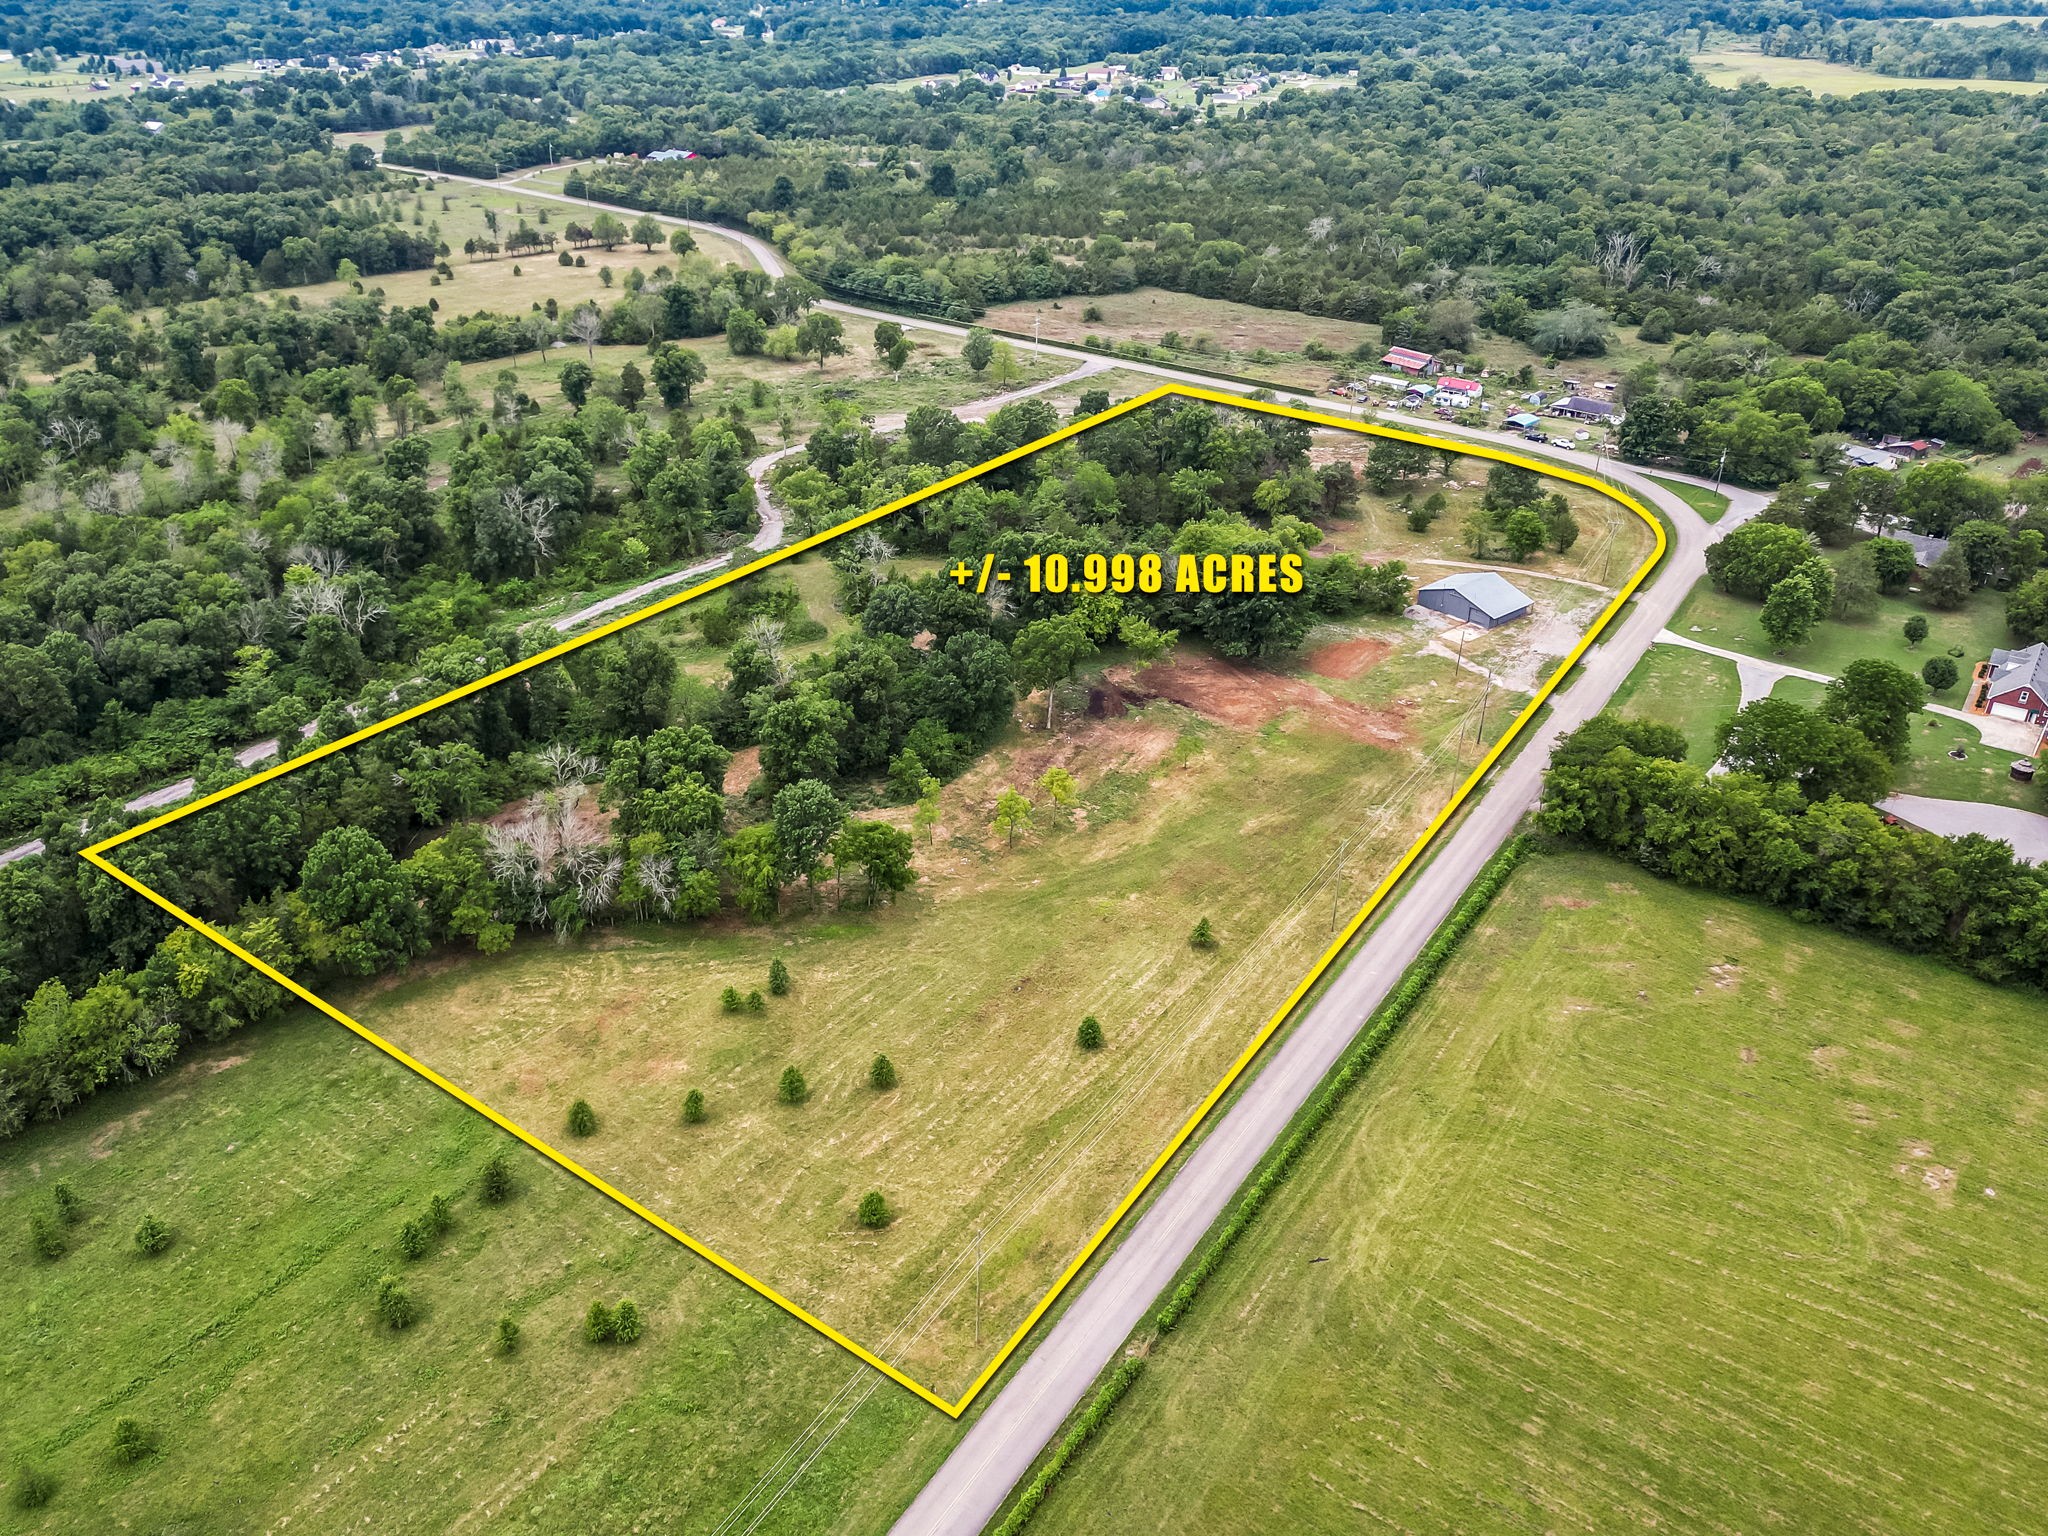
[1881,793,2048,863]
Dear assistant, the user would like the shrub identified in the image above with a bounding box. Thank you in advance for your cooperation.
[744,989,766,1013]
[1189,917,1218,950]
[134,1215,172,1256]
[426,1193,454,1235]
[110,1417,156,1464]
[51,1182,82,1224]
[768,957,790,995]
[28,1208,64,1261]
[11,1463,56,1510]
[720,985,744,1013]
[567,1099,598,1137]
[1922,656,1959,692]
[857,1191,892,1229]
[612,1298,643,1343]
[682,1088,706,1124]
[375,1274,417,1330]
[1903,614,1929,648]
[496,1316,521,1355]
[397,1218,430,1260]
[584,1299,616,1343]
[870,1054,897,1090]
[1076,1016,1105,1051]
[778,1066,808,1104]
[479,1153,514,1204]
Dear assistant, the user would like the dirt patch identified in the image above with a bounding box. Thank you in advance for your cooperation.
[724,746,763,797]
[1110,655,1410,747]
[1708,962,1741,989]
[1542,895,1596,910]
[88,1106,153,1159]
[1809,1045,1846,1074]
[1739,1047,1758,1064]
[1305,635,1393,681]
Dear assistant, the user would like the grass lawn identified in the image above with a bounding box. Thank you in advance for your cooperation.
[1670,575,2015,681]
[1611,643,1741,762]
[1313,447,1653,593]
[1693,45,2048,94]
[340,625,1500,1399]
[1646,473,1731,524]
[1030,849,2048,1535]
[0,1024,967,1534]
[1770,676,2040,808]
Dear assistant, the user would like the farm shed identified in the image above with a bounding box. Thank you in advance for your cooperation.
[1416,572,1533,629]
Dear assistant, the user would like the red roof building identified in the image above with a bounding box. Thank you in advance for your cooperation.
[1379,346,1438,375]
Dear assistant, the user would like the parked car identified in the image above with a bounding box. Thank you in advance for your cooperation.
[1522,429,1545,442]
[1549,436,1573,448]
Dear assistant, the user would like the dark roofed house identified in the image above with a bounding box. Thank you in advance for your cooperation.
[1549,395,1614,422]
[1893,530,1950,568]
[1416,571,1532,629]
[1380,346,1438,376]
[1982,642,2048,726]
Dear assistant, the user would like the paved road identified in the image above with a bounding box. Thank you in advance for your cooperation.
[889,472,1765,1535]
[1881,793,2048,862]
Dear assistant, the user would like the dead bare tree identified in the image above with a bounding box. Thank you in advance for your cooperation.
[568,305,603,360]
[503,484,560,577]
[1598,229,1648,292]
[43,416,101,461]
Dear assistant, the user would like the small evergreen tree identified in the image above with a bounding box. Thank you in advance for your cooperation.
[768,957,790,995]
[1904,615,1929,648]
[427,1193,454,1234]
[496,1316,521,1355]
[397,1218,430,1260]
[134,1214,172,1257]
[745,989,766,1013]
[720,984,744,1013]
[869,1054,897,1090]
[11,1463,55,1509]
[375,1275,417,1330]
[479,1153,514,1204]
[1922,655,1959,692]
[110,1418,155,1464]
[567,1099,598,1137]
[857,1191,892,1229]
[51,1182,83,1224]
[28,1207,64,1260]
[778,1066,808,1105]
[584,1299,616,1343]
[1189,917,1218,950]
[1077,1015,1105,1051]
[683,1088,706,1124]
[612,1299,643,1343]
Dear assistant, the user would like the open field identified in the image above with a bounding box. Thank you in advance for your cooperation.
[1029,849,2048,1534]
[1670,568,2016,680]
[0,1021,968,1535]
[1693,45,2048,93]
[0,56,266,105]
[345,622,1511,1397]
[1611,642,1741,762]
[978,289,1674,396]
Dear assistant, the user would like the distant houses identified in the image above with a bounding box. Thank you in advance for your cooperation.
[1416,572,1533,629]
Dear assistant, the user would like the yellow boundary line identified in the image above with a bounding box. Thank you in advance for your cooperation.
[81,385,1666,1419]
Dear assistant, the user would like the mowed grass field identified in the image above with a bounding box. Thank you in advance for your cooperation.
[344,630,1498,1398]
[1029,850,2048,1534]
[1611,642,1741,763]
[0,1022,966,1535]
[1693,45,2048,95]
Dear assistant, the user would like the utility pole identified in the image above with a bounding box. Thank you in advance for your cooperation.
[1328,836,1354,935]
[1473,670,1494,754]
[1712,446,1728,495]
